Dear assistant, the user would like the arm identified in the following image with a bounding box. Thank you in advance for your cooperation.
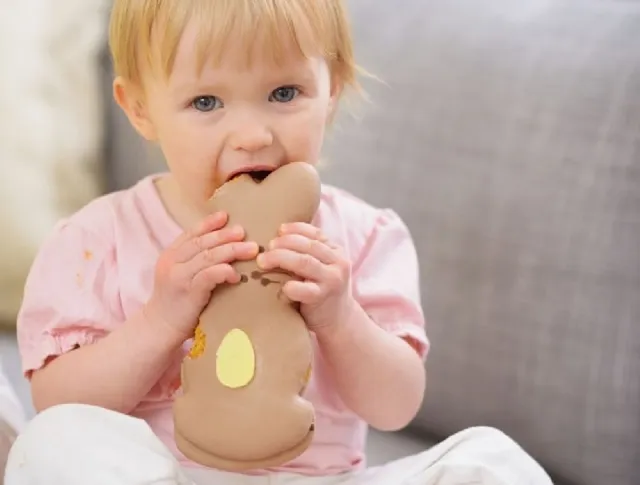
[261,209,429,430]
[24,212,255,415]
[30,307,183,414]
[315,304,426,431]
[314,207,428,430]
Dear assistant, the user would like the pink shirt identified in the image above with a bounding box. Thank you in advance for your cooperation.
[17,174,428,476]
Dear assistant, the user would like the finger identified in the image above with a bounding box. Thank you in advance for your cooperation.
[174,224,246,263]
[282,280,322,304]
[191,263,240,292]
[269,234,337,265]
[258,248,326,281]
[170,211,228,249]
[279,222,327,242]
[182,241,259,277]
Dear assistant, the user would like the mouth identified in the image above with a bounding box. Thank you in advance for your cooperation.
[227,167,274,184]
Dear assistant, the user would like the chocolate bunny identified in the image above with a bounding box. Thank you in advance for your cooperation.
[173,162,320,471]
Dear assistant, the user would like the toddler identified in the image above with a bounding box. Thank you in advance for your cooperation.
[5,1,553,484]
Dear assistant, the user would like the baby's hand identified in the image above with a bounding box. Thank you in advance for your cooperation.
[257,222,356,336]
[145,211,259,342]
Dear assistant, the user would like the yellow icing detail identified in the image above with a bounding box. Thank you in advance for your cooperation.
[216,329,255,388]
[188,325,206,359]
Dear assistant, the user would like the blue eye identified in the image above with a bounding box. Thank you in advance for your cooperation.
[191,96,222,112]
[269,86,299,103]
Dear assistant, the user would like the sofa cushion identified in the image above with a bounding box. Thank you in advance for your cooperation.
[319,1,640,485]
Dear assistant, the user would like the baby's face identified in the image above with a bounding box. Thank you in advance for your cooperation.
[138,21,338,209]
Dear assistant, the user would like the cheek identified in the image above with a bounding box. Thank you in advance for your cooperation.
[156,117,210,169]
[281,106,329,162]
[153,115,220,198]
[149,107,187,160]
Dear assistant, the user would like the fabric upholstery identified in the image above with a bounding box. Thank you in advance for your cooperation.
[0,0,107,324]
[319,2,640,485]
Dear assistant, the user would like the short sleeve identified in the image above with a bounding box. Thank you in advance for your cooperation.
[351,209,429,360]
[16,220,123,378]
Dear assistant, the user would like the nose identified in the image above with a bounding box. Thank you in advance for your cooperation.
[227,112,274,153]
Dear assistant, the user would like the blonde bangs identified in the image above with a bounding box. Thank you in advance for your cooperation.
[109,0,358,90]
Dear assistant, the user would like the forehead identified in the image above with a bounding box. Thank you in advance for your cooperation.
[163,24,328,94]
[144,0,339,84]
[174,18,316,75]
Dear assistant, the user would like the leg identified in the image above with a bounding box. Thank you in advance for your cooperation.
[353,427,552,485]
[4,403,194,485]
[0,360,25,485]
[0,419,17,485]
[0,361,26,434]
[183,466,269,485]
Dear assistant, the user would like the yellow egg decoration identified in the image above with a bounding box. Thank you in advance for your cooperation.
[216,328,255,389]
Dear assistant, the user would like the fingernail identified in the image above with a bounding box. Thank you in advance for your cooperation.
[256,254,266,267]
[279,224,288,233]
[269,239,277,249]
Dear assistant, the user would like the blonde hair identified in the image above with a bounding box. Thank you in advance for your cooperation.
[108,0,360,94]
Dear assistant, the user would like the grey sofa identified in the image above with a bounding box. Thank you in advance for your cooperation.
[103,2,640,485]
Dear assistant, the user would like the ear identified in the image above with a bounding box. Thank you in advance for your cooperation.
[327,76,343,118]
[113,76,157,141]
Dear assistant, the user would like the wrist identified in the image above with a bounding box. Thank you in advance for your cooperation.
[314,297,361,348]
[139,303,187,351]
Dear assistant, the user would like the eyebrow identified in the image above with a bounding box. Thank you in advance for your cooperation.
[264,65,317,86]
[170,62,318,98]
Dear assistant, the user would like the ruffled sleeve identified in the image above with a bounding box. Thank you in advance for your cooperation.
[16,219,123,378]
[351,209,429,360]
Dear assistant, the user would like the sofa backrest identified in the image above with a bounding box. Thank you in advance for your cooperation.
[318,1,640,485]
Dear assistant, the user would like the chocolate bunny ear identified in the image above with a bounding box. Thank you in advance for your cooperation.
[209,162,321,232]
[258,162,321,221]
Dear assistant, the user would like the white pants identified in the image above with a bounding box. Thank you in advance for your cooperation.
[0,359,26,485]
[0,361,25,436]
[4,404,553,485]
